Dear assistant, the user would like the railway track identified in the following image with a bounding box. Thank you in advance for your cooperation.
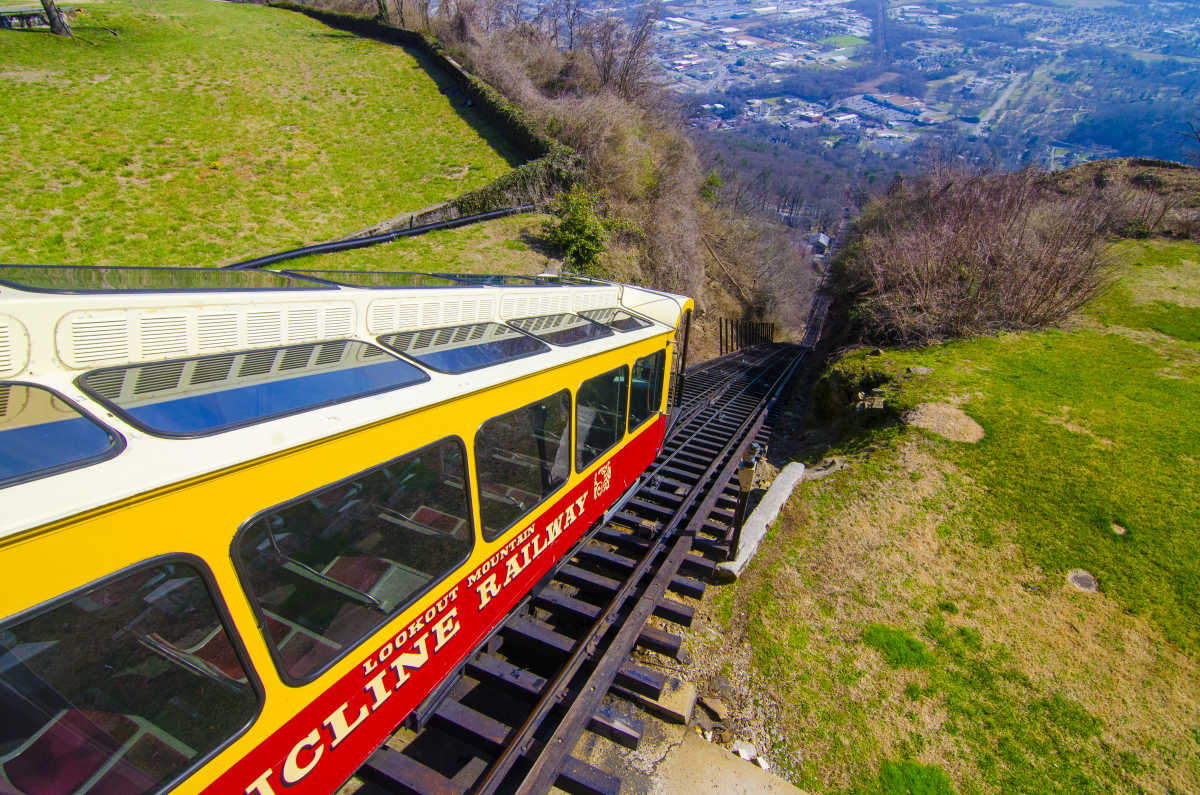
[355,343,806,795]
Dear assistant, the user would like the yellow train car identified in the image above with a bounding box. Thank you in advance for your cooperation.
[0,266,692,795]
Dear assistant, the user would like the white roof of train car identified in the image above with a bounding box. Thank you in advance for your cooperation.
[0,270,689,540]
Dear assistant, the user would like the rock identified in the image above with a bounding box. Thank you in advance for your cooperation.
[756,756,771,771]
[694,709,716,732]
[711,673,735,700]
[908,365,933,375]
[699,695,729,723]
[732,740,757,761]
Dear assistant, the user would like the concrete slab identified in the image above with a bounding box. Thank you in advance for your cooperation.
[650,732,808,795]
[716,462,806,580]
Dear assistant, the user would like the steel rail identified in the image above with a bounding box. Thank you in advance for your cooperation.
[356,345,804,795]
[472,346,803,794]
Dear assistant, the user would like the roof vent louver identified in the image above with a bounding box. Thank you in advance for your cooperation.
[134,361,185,395]
[239,349,278,378]
[324,306,354,337]
[191,356,234,385]
[280,345,315,371]
[246,311,282,347]
[86,369,126,401]
[69,317,130,366]
[139,315,188,359]
[287,308,320,342]
[314,341,348,366]
[198,314,239,351]
[0,315,25,377]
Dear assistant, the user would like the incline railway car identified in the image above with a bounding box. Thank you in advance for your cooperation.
[0,266,692,795]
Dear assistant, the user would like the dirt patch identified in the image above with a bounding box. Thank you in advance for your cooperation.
[1037,406,1115,446]
[851,71,902,93]
[903,402,985,443]
[0,70,65,84]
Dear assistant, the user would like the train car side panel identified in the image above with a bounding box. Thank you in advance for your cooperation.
[203,415,664,795]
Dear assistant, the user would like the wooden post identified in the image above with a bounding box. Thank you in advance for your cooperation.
[40,0,71,36]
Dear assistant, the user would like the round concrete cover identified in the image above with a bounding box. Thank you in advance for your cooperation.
[1068,569,1098,592]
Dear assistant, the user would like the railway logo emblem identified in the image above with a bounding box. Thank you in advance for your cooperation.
[593,462,612,499]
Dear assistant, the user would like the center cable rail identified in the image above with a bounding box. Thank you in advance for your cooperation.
[358,343,805,795]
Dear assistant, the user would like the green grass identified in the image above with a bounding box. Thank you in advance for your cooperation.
[687,237,1200,793]
[843,241,1200,652]
[823,35,869,48]
[862,625,933,668]
[0,0,520,268]
[1089,239,1200,342]
[275,213,554,275]
[870,761,955,795]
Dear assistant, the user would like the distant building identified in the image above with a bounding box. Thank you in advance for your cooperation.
[811,232,831,253]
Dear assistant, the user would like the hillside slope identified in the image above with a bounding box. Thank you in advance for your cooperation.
[682,237,1200,793]
[0,0,519,267]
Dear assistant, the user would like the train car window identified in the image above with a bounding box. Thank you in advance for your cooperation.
[78,340,428,438]
[578,308,653,332]
[475,391,571,541]
[0,382,122,489]
[235,438,473,683]
[576,366,629,471]
[628,351,666,431]
[378,322,548,374]
[0,560,258,795]
[508,314,613,347]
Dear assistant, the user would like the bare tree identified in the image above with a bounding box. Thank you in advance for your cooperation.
[560,0,586,49]
[40,0,71,37]
[614,6,657,98]
[581,4,659,99]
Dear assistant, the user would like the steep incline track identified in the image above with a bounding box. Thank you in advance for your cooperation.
[356,343,806,794]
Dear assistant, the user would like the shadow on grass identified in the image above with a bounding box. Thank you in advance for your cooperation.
[518,227,557,259]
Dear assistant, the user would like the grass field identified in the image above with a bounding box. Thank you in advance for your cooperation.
[0,0,520,268]
[822,35,869,49]
[687,238,1200,793]
[275,213,556,275]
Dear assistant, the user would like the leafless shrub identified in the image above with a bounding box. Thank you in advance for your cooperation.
[839,169,1114,343]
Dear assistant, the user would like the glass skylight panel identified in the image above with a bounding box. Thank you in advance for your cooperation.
[436,273,538,286]
[508,313,614,347]
[0,383,121,487]
[579,308,653,332]
[78,340,428,437]
[378,322,548,373]
[281,270,469,288]
[0,265,324,293]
